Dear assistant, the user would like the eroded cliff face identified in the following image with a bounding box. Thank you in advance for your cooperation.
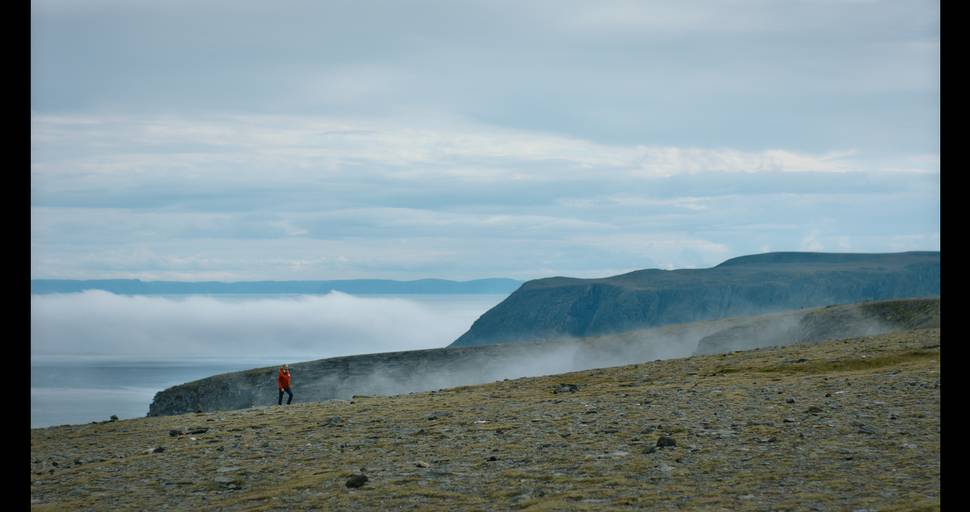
[450,251,940,347]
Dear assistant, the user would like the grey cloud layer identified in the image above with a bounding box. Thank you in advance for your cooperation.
[31,0,939,281]
[32,0,938,153]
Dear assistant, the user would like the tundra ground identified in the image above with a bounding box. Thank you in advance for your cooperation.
[31,328,940,511]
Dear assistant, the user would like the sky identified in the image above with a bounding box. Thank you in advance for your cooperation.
[31,0,940,281]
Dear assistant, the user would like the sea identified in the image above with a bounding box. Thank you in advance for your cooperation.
[30,293,508,428]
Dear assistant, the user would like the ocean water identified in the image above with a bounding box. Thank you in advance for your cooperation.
[30,359,277,428]
[31,293,507,428]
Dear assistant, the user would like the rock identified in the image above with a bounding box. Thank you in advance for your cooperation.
[214,476,237,484]
[805,406,824,415]
[554,384,579,394]
[153,447,165,453]
[169,429,183,437]
[414,461,430,468]
[487,456,498,461]
[427,411,453,421]
[656,436,677,448]
[643,446,657,454]
[786,398,796,404]
[345,474,368,488]
[322,416,343,427]
[187,428,209,435]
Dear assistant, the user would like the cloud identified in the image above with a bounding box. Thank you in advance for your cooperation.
[30,291,505,360]
[30,0,938,282]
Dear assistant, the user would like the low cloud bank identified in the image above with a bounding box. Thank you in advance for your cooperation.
[31,291,503,361]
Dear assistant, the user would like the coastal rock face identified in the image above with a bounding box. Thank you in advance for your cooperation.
[449,251,940,347]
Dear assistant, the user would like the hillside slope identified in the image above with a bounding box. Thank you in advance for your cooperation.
[31,328,941,511]
[450,251,939,347]
[148,297,939,417]
[694,297,940,355]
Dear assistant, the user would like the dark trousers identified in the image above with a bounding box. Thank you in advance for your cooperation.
[278,387,293,405]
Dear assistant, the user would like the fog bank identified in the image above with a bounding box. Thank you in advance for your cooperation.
[31,291,506,361]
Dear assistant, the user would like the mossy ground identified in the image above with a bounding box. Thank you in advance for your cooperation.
[31,328,940,511]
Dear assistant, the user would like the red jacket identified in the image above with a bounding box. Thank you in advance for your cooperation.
[278,368,291,390]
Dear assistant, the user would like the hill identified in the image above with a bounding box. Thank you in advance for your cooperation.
[31,328,941,511]
[450,251,939,347]
[694,297,940,355]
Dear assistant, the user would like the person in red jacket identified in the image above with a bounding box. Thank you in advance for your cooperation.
[277,364,293,405]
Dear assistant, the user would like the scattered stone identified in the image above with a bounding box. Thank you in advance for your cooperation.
[187,428,209,435]
[746,420,775,427]
[487,456,498,461]
[414,461,430,468]
[153,447,165,453]
[322,416,343,427]
[643,446,657,454]
[345,474,368,488]
[805,406,824,415]
[428,411,453,421]
[554,384,579,394]
[656,436,677,448]
[169,429,183,437]
[786,398,796,404]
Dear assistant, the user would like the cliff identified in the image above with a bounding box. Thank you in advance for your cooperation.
[450,251,940,347]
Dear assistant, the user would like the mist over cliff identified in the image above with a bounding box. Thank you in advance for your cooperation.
[450,251,940,347]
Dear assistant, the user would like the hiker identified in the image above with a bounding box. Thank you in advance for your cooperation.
[278,364,293,405]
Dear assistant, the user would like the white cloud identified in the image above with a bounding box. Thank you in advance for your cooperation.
[32,114,907,194]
